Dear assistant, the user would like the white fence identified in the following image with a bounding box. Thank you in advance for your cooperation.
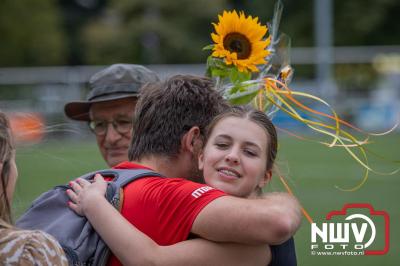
[0,45,399,135]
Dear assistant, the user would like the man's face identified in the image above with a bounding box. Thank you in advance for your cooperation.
[89,97,136,167]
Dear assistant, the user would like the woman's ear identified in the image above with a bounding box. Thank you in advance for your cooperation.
[258,169,272,188]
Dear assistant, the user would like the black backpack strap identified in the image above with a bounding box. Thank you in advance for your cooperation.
[110,169,163,188]
[75,169,162,186]
[68,168,162,210]
[93,169,162,266]
[76,169,117,182]
[93,169,163,209]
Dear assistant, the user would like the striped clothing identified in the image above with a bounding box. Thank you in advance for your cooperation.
[0,227,68,266]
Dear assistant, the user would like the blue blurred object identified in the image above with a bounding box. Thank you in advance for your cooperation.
[355,103,399,131]
[271,109,308,131]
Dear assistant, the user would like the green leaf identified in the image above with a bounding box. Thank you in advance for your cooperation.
[205,67,212,77]
[211,68,229,78]
[237,70,251,82]
[202,44,215,51]
[205,56,214,77]
[228,67,251,84]
[229,68,239,84]
[206,56,232,78]
[229,90,259,105]
[207,56,223,68]
[206,55,214,67]
[229,84,241,94]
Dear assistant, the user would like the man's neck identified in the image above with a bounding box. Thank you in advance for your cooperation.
[132,155,183,177]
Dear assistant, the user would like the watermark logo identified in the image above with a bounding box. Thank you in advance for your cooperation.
[310,203,389,256]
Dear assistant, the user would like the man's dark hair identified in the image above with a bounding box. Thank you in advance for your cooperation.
[128,75,228,161]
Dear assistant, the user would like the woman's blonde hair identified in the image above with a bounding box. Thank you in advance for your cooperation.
[0,111,14,224]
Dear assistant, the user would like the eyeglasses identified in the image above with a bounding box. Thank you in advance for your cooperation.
[88,118,133,136]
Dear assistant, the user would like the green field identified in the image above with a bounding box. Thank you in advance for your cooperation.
[13,135,400,266]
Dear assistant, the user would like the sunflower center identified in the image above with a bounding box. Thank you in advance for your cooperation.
[223,32,252,59]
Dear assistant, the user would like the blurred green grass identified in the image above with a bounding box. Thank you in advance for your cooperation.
[13,135,400,266]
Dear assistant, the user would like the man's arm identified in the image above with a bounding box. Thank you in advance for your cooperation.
[192,192,302,245]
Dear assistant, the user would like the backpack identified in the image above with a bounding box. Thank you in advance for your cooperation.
[16,168,162,266]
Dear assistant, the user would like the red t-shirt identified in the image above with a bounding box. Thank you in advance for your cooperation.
[107,162,227,266]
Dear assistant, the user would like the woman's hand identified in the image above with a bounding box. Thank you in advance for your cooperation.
[66,174,108,216]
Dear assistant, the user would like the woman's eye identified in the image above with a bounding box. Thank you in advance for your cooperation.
[244,149,257,157]
[215,142,229,149]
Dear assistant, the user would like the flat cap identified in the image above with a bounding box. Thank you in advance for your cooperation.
[64,64,159,121]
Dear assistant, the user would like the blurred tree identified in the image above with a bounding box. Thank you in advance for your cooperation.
[1,0,399,67]
[236,0,314,47]
[333,0,400,46]
[81,0,227,64]
[237,0,400,82]
[58,0,107,65]
[240,0,400,47]
[0,0,67,67]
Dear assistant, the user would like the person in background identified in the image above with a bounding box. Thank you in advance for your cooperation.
[0,111,68,265]
[64,64,159,167]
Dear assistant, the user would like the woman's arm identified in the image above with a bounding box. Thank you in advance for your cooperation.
[67,175,270,266]
[191,192,302,245]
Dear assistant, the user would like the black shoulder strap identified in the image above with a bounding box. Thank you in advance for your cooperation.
[77,168,164,209]
[77,168,163,188]
[110,169,163,188]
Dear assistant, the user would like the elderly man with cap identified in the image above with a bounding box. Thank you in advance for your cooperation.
[64,64,159,167]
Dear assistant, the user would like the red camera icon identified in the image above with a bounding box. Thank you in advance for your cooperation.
[326,203,390,255]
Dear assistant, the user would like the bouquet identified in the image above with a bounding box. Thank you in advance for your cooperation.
[204,1,399,192]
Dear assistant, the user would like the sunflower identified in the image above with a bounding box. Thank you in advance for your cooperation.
[211,10,271,73]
